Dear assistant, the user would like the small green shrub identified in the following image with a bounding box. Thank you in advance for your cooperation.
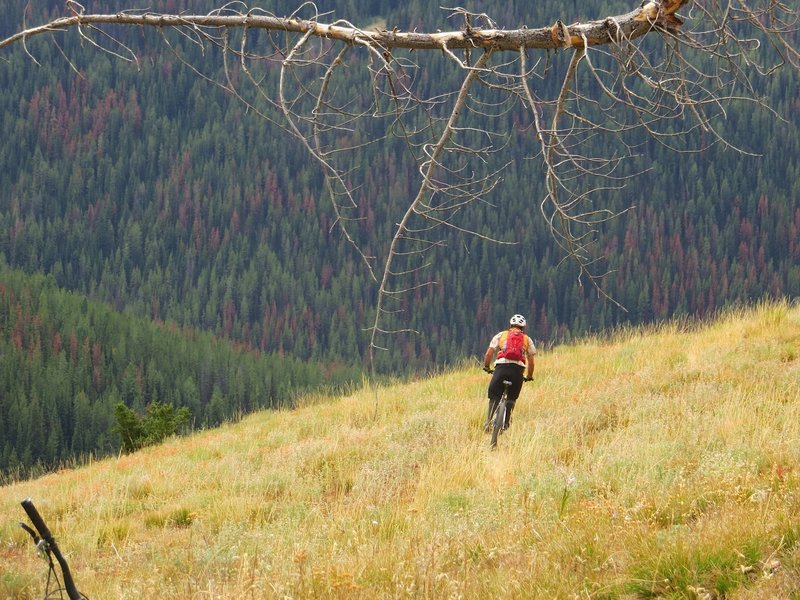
[113,401,191,453]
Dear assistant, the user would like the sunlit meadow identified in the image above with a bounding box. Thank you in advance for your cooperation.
[1,300,799,598]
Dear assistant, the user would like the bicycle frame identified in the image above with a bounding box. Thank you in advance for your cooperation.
[19,498,86,600]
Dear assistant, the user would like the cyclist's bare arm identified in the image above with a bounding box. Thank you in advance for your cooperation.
[483,346,495,371]
[524,339,535,379]
[526,355,534,380]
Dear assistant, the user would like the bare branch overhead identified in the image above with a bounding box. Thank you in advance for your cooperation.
[2,0,797,379]
[1,1,695,53]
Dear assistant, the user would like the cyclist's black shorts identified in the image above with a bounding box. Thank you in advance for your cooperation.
[488,363,524,404]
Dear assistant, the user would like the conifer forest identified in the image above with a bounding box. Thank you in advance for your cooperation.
[0,0,797,476]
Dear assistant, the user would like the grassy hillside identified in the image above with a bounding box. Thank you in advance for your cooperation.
[1,301,798,599]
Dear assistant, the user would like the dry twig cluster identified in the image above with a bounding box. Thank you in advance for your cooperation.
[2,0,797,380]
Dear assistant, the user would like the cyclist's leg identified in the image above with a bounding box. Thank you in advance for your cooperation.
[504,401,515,430]
[495,364,523,429]
[484,399,497,432]
[487,398,498,420]
[485,370,505,431]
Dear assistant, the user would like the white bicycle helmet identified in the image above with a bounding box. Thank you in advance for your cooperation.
[509,314,526,328]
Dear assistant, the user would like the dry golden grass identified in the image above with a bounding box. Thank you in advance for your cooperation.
[1,300,799,599]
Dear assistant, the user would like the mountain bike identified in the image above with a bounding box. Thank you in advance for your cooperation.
[483,369,532,449]
[485,378,512,449]
[19,498,88,600]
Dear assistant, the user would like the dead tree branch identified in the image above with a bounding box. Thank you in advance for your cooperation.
[2,0,797,378]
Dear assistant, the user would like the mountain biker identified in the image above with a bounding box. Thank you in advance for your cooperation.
[483,314,536,431]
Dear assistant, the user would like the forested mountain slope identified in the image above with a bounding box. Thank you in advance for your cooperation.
[1,0,798,372]
[0,266,353,478]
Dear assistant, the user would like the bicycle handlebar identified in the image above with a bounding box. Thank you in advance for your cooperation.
[483,367,534,382]
[21,498,84,600]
